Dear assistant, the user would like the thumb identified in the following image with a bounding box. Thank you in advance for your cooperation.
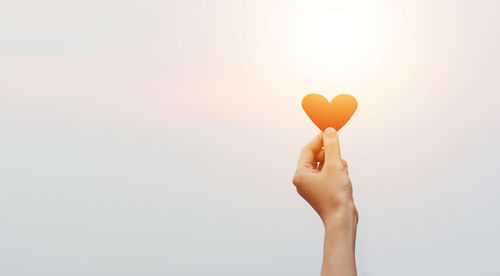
[322,127,342,170]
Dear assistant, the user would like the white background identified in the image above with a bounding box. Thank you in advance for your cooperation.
[1,0,500,275]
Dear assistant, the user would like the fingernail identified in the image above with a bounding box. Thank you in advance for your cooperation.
[325,127,336,136]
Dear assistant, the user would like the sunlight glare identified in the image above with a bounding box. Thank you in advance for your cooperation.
[284,2,384,79]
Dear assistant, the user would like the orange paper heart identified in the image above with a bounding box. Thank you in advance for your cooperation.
[302,94,358,131]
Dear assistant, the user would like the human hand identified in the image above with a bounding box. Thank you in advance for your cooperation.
[293,127,358,275]
[292,127,357,226]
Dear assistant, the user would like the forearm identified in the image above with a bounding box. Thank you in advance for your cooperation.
[321,207,358,276]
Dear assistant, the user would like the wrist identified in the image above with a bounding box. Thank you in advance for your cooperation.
[322,203,358,229]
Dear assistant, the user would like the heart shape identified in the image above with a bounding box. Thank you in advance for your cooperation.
[302,94,358,131]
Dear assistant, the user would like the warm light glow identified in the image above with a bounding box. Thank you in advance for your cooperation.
[283,2,385,78]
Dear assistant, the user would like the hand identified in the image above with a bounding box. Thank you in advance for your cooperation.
[292,127,357,226]
[293,127,358,276]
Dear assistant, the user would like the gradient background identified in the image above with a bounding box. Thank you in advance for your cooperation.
[2,0,500,275]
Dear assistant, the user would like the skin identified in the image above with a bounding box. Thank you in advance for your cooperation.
[292,127,358,276]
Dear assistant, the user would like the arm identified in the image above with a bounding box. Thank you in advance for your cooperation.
[292,127,358,276]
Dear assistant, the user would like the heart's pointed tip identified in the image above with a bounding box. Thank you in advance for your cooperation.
[319,126,341,132]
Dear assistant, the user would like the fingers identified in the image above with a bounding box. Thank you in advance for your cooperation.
[322,127,343,171]
[317,161,324,171]
[314,150,324,170]
[297,132,323,169]
[341,159,349,174]
[315,150,324,163]
[317,157,347,172]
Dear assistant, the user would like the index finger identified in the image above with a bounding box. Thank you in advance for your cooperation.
[297,133,323,169]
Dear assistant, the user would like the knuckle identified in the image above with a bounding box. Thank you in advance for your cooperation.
[341,159,348,168]
[292,172,304,187]
[295,186,305,197]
